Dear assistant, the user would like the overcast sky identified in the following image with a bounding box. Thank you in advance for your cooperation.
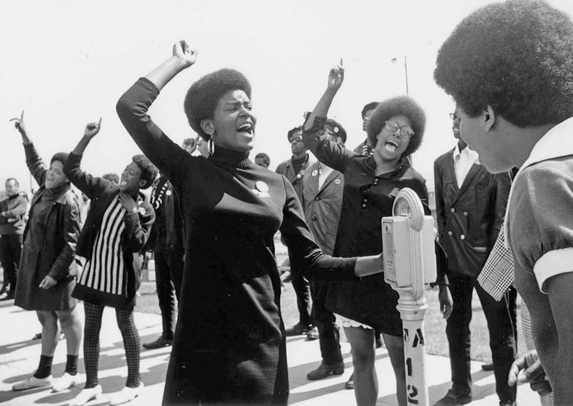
[2,0,572,194]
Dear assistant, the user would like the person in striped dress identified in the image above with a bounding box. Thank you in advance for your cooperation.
[63,119,158,406]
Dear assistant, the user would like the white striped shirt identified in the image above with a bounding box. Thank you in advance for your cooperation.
[79,196,126,295]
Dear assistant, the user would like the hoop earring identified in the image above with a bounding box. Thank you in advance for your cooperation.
[208,138,215,157]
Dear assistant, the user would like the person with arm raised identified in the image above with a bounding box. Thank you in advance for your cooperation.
[64,119,157,406]
[116,40,384,405]
[9,111,83,394]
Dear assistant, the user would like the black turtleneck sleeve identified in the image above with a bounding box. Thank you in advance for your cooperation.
[116,77,192,190]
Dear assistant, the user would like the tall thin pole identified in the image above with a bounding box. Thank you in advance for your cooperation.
[404,56,409,96]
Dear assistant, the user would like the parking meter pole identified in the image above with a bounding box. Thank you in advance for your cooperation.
[398,293,430,406]
[382,188,435,406]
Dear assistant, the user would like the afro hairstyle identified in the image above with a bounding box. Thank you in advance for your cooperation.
[361,102,379,119]
[366,96,426,158]
[434,0,573,128]
[132,154,159,190]
[325,118,347,144]
[184,69,252,140]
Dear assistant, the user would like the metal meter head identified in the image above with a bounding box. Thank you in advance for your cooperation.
[382,188,436,298]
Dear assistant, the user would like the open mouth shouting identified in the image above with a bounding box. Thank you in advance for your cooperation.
[237,122,254,135]
[384,140,399,153]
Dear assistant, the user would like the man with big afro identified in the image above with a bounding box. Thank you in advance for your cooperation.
[434,1,573,404]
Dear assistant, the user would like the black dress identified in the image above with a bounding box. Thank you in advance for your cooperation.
[303,119,428,336]
[117,78,358,405]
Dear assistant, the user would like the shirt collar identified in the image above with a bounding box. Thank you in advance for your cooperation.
[453,143,479,161]
[505,117,573,246]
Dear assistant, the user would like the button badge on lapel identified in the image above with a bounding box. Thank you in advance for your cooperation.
[253,181,270,197]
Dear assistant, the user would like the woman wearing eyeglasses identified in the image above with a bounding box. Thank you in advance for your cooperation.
[302,63,431,406]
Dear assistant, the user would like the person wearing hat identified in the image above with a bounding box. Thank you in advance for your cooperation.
[353,101,378,156]
[276,126,315,336]
[302,118,347,380]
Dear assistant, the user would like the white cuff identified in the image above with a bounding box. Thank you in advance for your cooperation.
[534,247,573,293]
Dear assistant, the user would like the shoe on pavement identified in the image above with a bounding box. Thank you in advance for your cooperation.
[52,372,83,392]
[481,362,494,371]
[12,375,54,391]
[109,382,144,405]
[285,323,312,336]
[306,327,319,341]
[345,373,354,390]
[433,389,472,405]
[307,362,345,380]
[499,402,516,406]
[142,336,172,350]
[0,291,14,301]
[69,385,102,406]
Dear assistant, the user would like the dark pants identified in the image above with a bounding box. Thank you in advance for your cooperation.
[288,251,312,327]
[311,280,342,365]
[154,245,184,340]
[0,234,22,295]
[446,272,517,403]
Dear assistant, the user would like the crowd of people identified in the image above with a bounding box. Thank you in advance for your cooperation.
[2,0,573,405]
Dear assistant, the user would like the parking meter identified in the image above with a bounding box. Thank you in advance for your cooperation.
[382,188,436,406]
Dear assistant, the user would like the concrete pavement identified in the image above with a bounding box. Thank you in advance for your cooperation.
[0,295,542,406]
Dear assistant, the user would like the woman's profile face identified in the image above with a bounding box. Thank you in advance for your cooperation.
[375,114,412,163]
[211,89,257,152]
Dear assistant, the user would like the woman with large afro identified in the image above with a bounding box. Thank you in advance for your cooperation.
[116,40,386,406]
[302,63,452,406]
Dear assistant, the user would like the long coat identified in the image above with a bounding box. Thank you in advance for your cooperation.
[275,153,315,202]
[434,148,511,277]
[15,143,81,311]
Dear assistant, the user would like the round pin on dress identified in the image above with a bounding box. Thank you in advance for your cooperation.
[255,181,269,192]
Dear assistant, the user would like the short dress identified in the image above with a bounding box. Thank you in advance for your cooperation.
[303,118,428,337]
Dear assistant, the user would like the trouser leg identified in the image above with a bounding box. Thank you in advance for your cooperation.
[154,247,176,340]
[476,280,517,403]
[446,272,473,394]
[311,281,342,365]
[83,303,104,388]
[288,251,312,326]
[116,307,141,388]
[0,235,21,294]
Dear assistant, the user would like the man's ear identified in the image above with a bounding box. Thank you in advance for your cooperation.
[139,179,147,189]
[200,119,215,137]
[483,105,497,132]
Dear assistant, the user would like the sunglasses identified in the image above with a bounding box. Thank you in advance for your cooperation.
[449,113,461,123]
[384,121,415,139]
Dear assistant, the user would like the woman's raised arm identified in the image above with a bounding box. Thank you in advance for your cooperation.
[145,40,197,91]
[116,41,197,186]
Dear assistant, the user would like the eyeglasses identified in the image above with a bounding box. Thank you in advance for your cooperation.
[290,137,304,144]
[384,121,414,139]
[449,113,461,122]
